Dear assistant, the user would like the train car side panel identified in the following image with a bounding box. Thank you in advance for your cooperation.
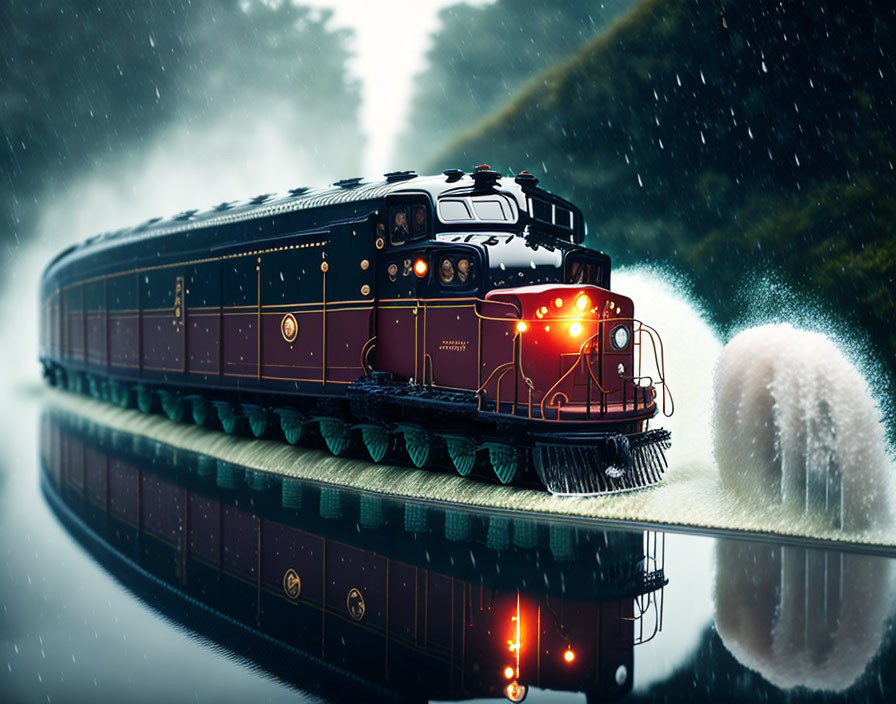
[85,279,107,368]
[221,256,259,378]
[186,261,222,375]
[424,302,479,390]
[108,273,139,370]
[323,218,377,384]
[259,242,323,384]
[63,284,84,364]
[141,268,185,374]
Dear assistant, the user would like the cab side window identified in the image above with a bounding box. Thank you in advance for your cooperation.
[390,206,410,245]
[389,200,429,246]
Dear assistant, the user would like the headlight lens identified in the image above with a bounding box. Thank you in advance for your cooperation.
[611,324,630,350]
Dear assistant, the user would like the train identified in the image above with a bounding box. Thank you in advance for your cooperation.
[39,166,672,494]
[41,406,667,702]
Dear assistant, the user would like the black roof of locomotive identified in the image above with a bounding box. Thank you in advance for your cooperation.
[42,170,582,286]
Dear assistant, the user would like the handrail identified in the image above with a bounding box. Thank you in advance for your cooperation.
[539,331,608,420]
[633,320,674,417]
[477,315,673,420]
[360,336,376,373]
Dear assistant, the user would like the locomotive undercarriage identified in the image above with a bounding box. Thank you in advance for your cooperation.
[48,364,670,495]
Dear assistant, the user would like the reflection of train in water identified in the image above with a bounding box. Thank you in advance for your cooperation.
[41,408,667,702]
[38,167,672,494]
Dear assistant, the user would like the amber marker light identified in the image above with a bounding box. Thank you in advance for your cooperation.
[576,294,590,312]
[554,297,564,308]
[569,321,583,337]
[516,321,528,333]
[564,649,576,664]
[504,666,515,680]
[413,259,428,277]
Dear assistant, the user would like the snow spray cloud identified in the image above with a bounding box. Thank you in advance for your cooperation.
[731,272,893,427]
[714,539,893,691]
[614,266,722,472]
[712,324,892,532]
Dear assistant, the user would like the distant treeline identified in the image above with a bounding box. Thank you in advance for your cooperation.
[395,0,636,167]
[1,0,362,259]
[422,0,896,375]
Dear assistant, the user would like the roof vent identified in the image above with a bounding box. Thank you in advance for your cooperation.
[514,171,540,188]
[135,216,163,231]
[213,201,233,211]
[174,209,198,221]
[334,177,363,188]
[250,193,273,204]
[288,186,309,197]
[471,164,501,188]
[443,168,464,182]
[384,170,417,183]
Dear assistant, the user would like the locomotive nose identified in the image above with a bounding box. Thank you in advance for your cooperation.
[484,282,642,411]
[486,283,634,355]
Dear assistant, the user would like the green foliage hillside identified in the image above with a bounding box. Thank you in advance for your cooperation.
[431,0,896,364]
[395,0,635,167]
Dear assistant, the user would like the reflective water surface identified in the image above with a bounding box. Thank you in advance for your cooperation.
[2,403,895,703]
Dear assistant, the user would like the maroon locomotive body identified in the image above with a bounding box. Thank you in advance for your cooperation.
[39,167,672,493]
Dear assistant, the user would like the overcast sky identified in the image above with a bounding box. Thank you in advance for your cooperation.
[301,0,492,175]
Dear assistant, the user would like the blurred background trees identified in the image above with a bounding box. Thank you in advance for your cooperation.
[426,0,896,368]
[394,0,635,167]
[1,0,362,262]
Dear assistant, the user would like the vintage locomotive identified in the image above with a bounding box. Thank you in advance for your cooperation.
[39,167,672,493]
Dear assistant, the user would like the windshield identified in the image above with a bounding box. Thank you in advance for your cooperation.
[437,194,519,224]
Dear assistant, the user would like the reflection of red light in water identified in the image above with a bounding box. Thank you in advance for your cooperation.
[504,592,522,682]
[504,681,528,702]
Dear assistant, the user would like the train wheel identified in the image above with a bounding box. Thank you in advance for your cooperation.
[87,376,101,400]
[159,390,187,423]
[111,381,133,409]
[361,425,390,463]
[242,404,271,438]
[214,401,246,435]
[188,396,213,427]
[136,385,155,414]
[319,419,354,457]
[443,435,478,477]
[487,443,520,485]
[402,427,436,468]
[68,372,84,395]
[360,495,384,528]
[319,488,342,519]
[277,409,310,445]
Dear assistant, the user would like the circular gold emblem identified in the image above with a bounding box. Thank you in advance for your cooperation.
[375,237,385,250]
[360,284,371,296]
[346,587,366,621]
[360,259,370,271]
[321,261,329,273]
[280,313,298,343]
[282,568,301,600]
